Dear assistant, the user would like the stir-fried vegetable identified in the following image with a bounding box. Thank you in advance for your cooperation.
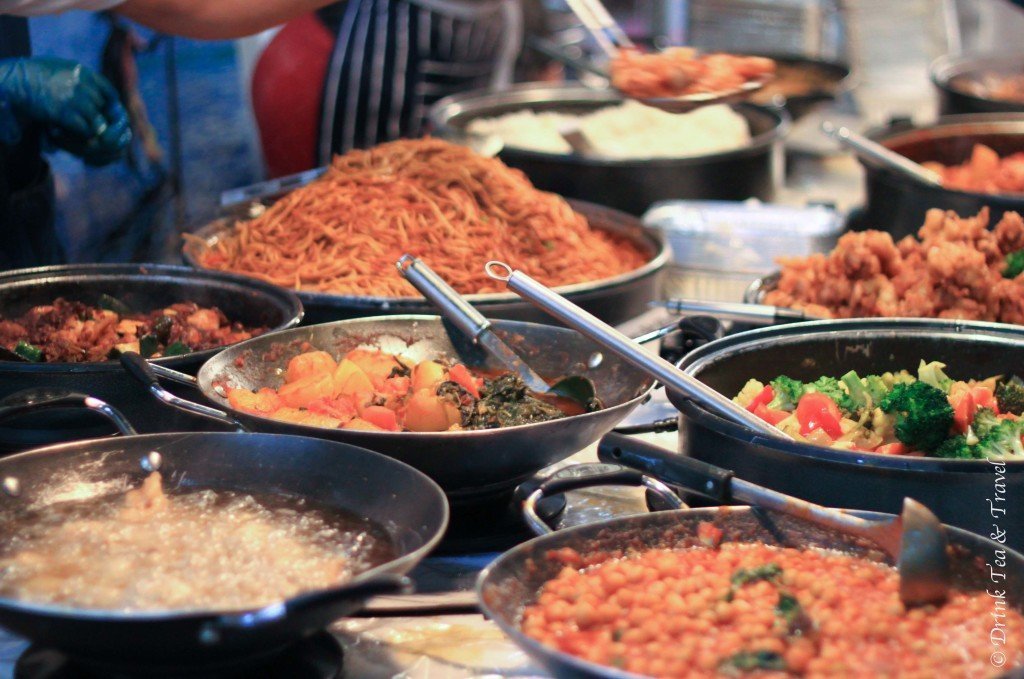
[734,361,1024,458]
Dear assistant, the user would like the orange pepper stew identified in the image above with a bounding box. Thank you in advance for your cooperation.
[521,534,1024,678]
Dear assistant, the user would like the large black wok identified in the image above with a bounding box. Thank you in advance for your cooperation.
[0,264,302,452]
[478,463,1024,678]
[121,316,654,501]
[666,318,1024,548]
[0,395,447,672]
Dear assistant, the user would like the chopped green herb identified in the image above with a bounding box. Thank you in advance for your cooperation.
[775,592,814,636]
[720,650,787,673]
[611,628,623,642]
[13,341,43,362]
[726,563,782,601]
[162,341,192,357]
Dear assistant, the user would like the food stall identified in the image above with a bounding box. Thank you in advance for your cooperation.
[2,1,1024,677]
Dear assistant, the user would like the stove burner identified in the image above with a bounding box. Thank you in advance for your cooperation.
[14,632,344,679]
[437,478,566,555]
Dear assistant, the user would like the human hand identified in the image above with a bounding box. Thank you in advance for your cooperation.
[0,57,131,165]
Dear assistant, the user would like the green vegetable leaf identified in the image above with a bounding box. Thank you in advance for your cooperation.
[1004,249,1024,279]
[162,341,192,357]
[841,370,870,409]
[726,563,783,601]
[138,334,160,359]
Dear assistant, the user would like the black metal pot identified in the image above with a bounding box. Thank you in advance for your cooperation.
[671,318,1024,549]
[478,463,1024,678]
[0,264,302,452]
[860,114,1024,240]
[185,199,667,327]
[931,53,1024,116]
[748,54,854,120]
[428,84,789,216]
[0,395,447,672]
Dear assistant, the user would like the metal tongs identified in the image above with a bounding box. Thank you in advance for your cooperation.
[396,255,598,408]
[561,0,769,113]
[599,433,951,607]
[653,299,822,326]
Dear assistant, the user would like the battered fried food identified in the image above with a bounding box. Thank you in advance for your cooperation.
[765,208,1024,322]
[922,144,1024,195]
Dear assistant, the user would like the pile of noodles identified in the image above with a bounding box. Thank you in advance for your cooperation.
[193,138,648,297]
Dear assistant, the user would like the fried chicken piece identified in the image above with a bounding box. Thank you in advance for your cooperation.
[995,211,1024,255]
[767,208,1024,323]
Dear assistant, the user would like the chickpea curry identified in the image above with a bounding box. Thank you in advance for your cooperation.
[225,348,597,432]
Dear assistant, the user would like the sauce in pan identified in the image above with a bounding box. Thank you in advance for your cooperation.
[0,473,394,612]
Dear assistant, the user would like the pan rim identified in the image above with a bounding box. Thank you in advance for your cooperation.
[0,431,448,622]
[195,314,657,439]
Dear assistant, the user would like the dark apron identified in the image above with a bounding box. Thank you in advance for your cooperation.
[0,17,63,270]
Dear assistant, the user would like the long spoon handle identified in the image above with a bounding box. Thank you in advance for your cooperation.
[821,121,942,186]
[486,262,789,441]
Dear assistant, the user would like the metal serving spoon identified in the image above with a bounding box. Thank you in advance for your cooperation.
[396,255,598,408]
[562,0,769,114]
[483,261,787,440]
[821,121,943,187]
[598,432,951,607]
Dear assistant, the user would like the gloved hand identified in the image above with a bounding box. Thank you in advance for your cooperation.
[0,56,131,166]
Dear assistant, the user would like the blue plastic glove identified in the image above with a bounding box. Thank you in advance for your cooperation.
[0,56,131,166]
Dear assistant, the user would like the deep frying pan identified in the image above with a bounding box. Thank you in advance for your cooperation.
[672,318,1024,547]
[477,463,1024,679]
[120,316,655,500]
[0,393,447,672]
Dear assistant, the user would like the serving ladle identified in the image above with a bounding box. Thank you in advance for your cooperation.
[821,121,943,186]
[653,298,823,326]
[396,255,598,408]
[598,432,951,607]
[562,0,770,114]
[486,261,951,607]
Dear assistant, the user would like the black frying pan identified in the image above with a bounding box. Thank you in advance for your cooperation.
[477,462,1024,678]
[0,394,447,672]
[0,263,303,451]
[120,316,655,501]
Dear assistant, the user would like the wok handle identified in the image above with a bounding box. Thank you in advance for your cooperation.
[521,463,684,536]
[598,432,733,504]
[612,417,678,435]
[397,255,489,341]
[0,390,137,436]
[200,574,412,644]
[119,352,249,432]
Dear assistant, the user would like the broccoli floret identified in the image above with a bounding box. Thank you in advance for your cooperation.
[917,360,953,393]
[934,435,978,460]
[768,376,804,411]
[972,407,1002,439]
[975,418,1024,458]
[1004,249,1024,279]
[996,376,1024,416]
[864,375,891,405]
[879,381,954,453]
[841,370,870,409]
[806,376,856,414]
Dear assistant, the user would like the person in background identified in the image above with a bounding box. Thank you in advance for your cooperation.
[0,0,340,269]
